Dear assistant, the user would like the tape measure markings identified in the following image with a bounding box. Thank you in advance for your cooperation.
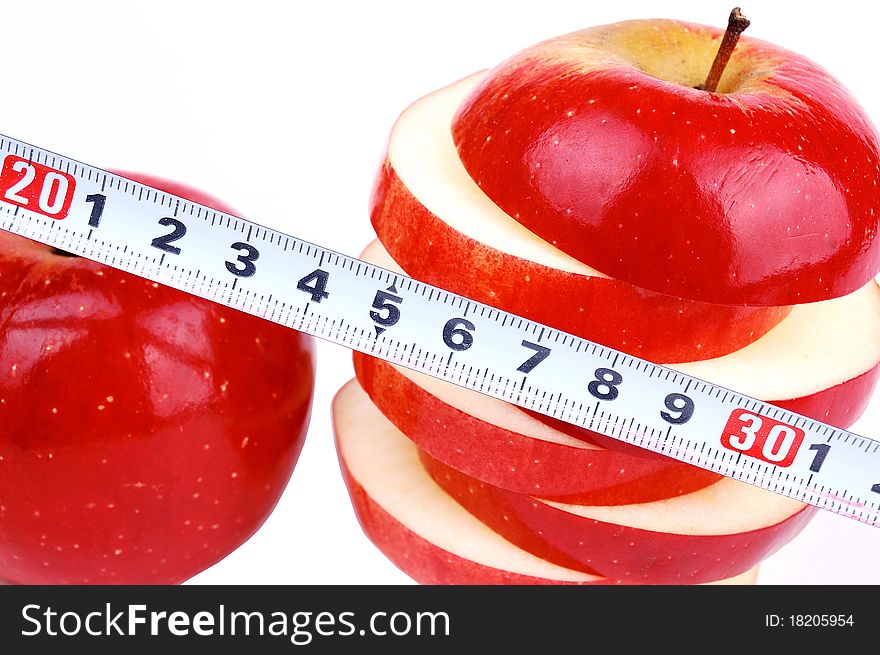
[0,133,878,527]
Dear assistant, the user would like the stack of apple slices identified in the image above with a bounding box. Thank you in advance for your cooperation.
[334,19,880,585]
[334,379,761,585]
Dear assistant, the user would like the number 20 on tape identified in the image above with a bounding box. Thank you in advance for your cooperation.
[0,155,76,220]
[722,409,806,467]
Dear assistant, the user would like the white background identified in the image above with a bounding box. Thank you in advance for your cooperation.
[3,0,879,585]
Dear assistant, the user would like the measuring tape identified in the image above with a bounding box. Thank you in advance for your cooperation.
[0,132,878,529]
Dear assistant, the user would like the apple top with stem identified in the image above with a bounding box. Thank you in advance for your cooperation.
[451,14,880,306]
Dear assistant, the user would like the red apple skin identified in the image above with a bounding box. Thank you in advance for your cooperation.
[0,173,316,584]
[371,161,790,363]
[420,449,815,584]
[354,352,721,504]
[523,364,880,456]
[452,19,880,305]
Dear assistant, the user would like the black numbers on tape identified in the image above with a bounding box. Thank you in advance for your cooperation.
[661,393,695,425]
[805,444,880,498]
[517,340,550,373]
[226,242,260,278]
[297,269,330,302]
[85,193,106,227]
[588,367,622,401]
[808,443,830,473]
[150,217,187,255]
[443,318,475,351]
[371,290,403,327]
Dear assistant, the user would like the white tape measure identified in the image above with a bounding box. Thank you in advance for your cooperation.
[1,132,878,528]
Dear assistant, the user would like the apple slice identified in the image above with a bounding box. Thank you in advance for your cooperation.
[359,237,880,453]
[420,445,814,584]
[354,352,721,504]
[333,379,760,585]
[371,73,790,363]
[451,20,880,306]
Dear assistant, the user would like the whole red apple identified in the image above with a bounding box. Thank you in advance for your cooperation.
[0,172,316,584]
[452,18,880,305]
[369,74,791,362]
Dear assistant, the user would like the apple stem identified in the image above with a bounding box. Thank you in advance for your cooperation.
[699,7,750,92]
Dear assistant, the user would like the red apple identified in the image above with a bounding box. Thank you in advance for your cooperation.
[370,74,790,363]
[451,19,880,305]
[343,13,880,586]
[334,378,760,585]
[0,172,316,584]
